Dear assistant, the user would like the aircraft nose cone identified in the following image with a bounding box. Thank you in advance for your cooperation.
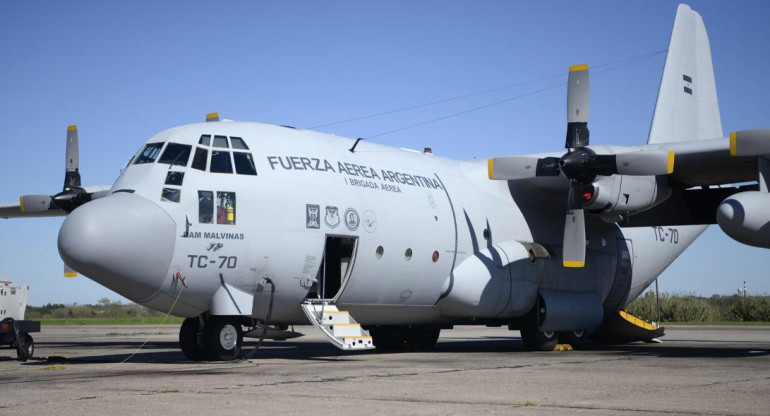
[58,192,177,303]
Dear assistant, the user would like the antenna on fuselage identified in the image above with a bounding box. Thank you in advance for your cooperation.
[349,138,363,153]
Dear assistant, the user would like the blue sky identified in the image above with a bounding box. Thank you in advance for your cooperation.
[1,1,769,305]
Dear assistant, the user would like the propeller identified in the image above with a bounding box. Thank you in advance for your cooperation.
[20,125,94,214]
[729,129,770,157]
[489,64,675,268]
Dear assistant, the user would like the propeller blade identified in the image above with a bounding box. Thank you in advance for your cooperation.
[729,129,770,157]
[593,150,675,176]
[64,263,77,278]
[488,156,560,180]
[64,125,81,190]
[19,195,53,213]
[563,181,586,268]
[565,64,590,149]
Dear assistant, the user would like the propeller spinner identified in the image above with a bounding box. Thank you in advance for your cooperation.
[489,64,675,268]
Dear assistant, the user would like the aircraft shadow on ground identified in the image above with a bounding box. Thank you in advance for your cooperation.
[6,336,768,365]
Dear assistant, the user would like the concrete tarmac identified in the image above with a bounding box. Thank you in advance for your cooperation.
[1,325,769,415]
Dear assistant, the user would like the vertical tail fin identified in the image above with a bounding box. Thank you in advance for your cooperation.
[648,4,723,144]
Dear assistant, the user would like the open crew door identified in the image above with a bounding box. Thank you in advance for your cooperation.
[301,236,374,350]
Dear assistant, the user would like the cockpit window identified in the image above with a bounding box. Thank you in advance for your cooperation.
[161,188,181,203]
[230,137,249,150]
[199,135,211,146]
[165,171,184,186]
[198,191,213,223]
[212,135,229,148]
[158,143,192,166]
[191,147,208,171]
[233,152,257,175]
[133,142,164,164]
[210,151,233,173]
[217,192,236,225]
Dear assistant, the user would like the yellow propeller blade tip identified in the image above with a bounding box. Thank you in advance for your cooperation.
[729,131,737,156]
[563,260,585,268]
[67,125,77,131]
[667,151,675,174]
[569,64,589,72]
[487,158,494,179]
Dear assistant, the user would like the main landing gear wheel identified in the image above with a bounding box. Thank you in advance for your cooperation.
[559,330,594,350]
[520,326,559,351]
[179,318,208,362]
[519,305,559,351]
[202,317,243,361]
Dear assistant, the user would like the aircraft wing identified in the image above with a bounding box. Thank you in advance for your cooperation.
[0,185,111,219]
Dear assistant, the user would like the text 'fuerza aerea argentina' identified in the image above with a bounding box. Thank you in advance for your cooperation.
[266,156,444,191]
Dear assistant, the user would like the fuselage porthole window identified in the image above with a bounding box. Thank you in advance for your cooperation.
[158,143,192,166]
[210,151,233,173]
[199,135,211,146]
[198,191,213,223]
[191,147,208,171]
[233,152,257,175]
[230,137,249,150]
[213,135,229,148]
[217,192,236,225]
[133,142,164,164]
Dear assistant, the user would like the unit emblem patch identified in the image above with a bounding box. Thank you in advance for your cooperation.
[306,204,320,229]
[324,206,340,228]
[344,208,360,231]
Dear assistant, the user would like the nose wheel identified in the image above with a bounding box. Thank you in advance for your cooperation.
[178,316,243,361]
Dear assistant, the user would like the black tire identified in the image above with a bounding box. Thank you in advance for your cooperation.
[404,328,440,351]
[202,317,243,361]
[519,304,559,351]
[559,330,594,350]
[369,327,406,351]
[16,334,33,361]
[520,326,559,351]
[179,318,208,361]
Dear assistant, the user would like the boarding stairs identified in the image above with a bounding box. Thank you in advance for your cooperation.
[301,300,374,350]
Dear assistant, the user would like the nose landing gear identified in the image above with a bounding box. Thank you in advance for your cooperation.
[179,316,243,361]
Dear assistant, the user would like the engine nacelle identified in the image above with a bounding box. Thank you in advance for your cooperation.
[585,175,671,221]
[717,191,770,248]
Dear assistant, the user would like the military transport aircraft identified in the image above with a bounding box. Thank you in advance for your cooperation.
[1,4,768,361]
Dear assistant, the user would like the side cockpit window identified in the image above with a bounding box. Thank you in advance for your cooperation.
[198,191,213,223]
[133,142,164,164]
[158,143,192,166]
[198,190,235,225]
[217,192,236,225]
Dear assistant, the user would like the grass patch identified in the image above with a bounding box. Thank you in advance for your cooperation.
[524,401,536,407]
[41,317,184,326]
[42,364,68,371]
